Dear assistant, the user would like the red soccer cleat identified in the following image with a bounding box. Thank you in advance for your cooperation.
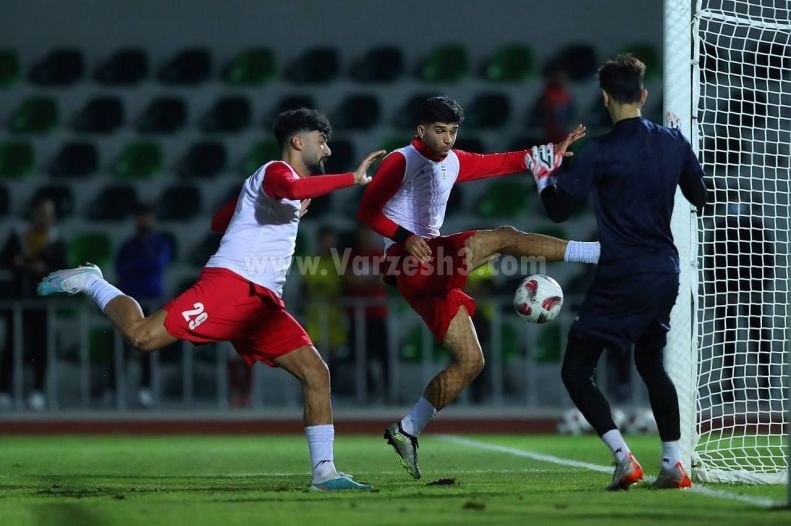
[652,462,693,489]
[607,452,644,491]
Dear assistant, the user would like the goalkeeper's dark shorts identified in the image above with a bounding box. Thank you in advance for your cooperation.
[568,272,680,352]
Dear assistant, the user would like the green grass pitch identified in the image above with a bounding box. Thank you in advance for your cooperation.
[0,434,788,525]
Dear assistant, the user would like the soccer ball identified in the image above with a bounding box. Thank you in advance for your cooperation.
[513,274,564,323]
[625,408,658,434]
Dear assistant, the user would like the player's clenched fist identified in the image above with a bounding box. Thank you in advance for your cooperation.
[353,150,387,185]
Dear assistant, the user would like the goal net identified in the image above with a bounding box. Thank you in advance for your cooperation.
[667,0,790,484]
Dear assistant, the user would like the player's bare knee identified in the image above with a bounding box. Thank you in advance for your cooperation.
[460,349,485,377]
[301,349,330,388]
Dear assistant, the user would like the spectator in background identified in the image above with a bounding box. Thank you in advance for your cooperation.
[0,197,67,410]
[343,225,390,401]
[534,61,575,144]
[113,204,173,407]
[302,226,348,386]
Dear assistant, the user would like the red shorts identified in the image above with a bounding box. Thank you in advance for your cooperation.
[162,267,312,367]
[384,231,477,342]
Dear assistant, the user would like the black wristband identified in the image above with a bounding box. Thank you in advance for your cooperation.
[393,226,414,245]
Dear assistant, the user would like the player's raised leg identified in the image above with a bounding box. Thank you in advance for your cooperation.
[385,306,482,479]
[37,264,176,352]
[275,345,372,491]
[463,226,599,272]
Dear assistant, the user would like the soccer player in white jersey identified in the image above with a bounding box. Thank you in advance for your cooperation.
[38,109,385,492]
[357,96,599,479]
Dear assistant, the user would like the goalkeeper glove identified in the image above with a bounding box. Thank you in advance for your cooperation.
[525,143,563,192]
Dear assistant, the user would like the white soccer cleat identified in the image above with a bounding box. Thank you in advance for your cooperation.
[37,264,103,296]
[606,452,644,491]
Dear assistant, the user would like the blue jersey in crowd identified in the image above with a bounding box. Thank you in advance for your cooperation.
[115,232,172,299]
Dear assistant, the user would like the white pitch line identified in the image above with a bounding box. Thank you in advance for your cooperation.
[437,435,784,509]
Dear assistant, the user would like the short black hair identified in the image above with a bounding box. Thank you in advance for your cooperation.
[273,108,332,147]
[598,54,646,104]
[418,96,464,125]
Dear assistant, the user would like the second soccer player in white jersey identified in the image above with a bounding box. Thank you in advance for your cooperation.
[38,108,385,492]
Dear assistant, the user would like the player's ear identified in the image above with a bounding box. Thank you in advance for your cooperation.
[416,124,425,139]
[601,90,609,108]
[290,134,303,151]
[640,89,648,106]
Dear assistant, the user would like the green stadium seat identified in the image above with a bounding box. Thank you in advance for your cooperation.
[392,92,435,128]
[136,97,187,133]
[31,184,74,218]
[28,48,83,86]
[158,184,202,221]
[177,141,227,178]
[331,94,381,130]
[285,47,339,83]
[158,48,211,85]
[113,141,163,180]
[222,48,275,85]
[482,44,534,82]
[9,96,59,133]
[49,142,98,178]
[87,184,139,221]
[380,136,408,153]
[534,324,562,363]
[241,140,279,175]
[0,49,20,87]
[418,44,469,83]
[476,180,529,218]
[94,48,148,85]
[621,44,661,79]
[557,43,597,81]
[467,93,511,128]
[72,96,124,133]
[0,141,34,179]
[349,46,404,83]
[199,96,251,133]
[69,231,113,267]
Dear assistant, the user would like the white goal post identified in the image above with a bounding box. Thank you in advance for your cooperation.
[665,0,790,486]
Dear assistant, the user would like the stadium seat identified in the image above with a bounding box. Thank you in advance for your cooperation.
[482,44,534,82]
[30,184,74,219]
[177,141,227,178]
[331,94,381,130]
[87,184,140,221]
[28,48,83,86]
[113,141,163,180]
[349,46,404,83]
[199,96,251,133]
[620,43,661,80]
[466,93,511,128]
[0,185,9,216]
[157,184,203,221]
[94,48,148,85]
[284,47,340,83]
[392,92,435,128]
[49,141,98,178]
[68,231,113,267]
[241,140,279,175]
[417,44,469,83]
[72,96,124,133]
[222,48,275,85]
[476,180,529,218]
[264,94,316,128]
[189,232,223,266]
[136,97,187,133]
[157,48,211,85]
[8,96,59,133]
[557,43,597,81]
[322,138,354,174]
[0,49,20,87]
[0,141,34,179]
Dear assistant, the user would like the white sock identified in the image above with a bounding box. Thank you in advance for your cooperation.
[400,397,437,437]
[662,440,681,468]
[602,429,630,462]
[86,278,126,312]
[305,424,336,481]
[564,241,600,264]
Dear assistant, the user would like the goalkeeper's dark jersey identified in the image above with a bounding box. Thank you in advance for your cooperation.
[541,117,707,279]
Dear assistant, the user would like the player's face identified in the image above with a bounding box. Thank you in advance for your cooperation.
[418,122,459,156]
[300,130,332,175]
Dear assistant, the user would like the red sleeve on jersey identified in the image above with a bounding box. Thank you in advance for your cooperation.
[455,149,529,182]
[356,152,406,239]
[262,162,356,200]
[211,195,238,233]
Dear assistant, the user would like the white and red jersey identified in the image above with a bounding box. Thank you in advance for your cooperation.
[357,137,530,249]
[207,160,355,297]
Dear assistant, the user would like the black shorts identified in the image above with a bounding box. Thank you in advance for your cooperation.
[569,272,680,352]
